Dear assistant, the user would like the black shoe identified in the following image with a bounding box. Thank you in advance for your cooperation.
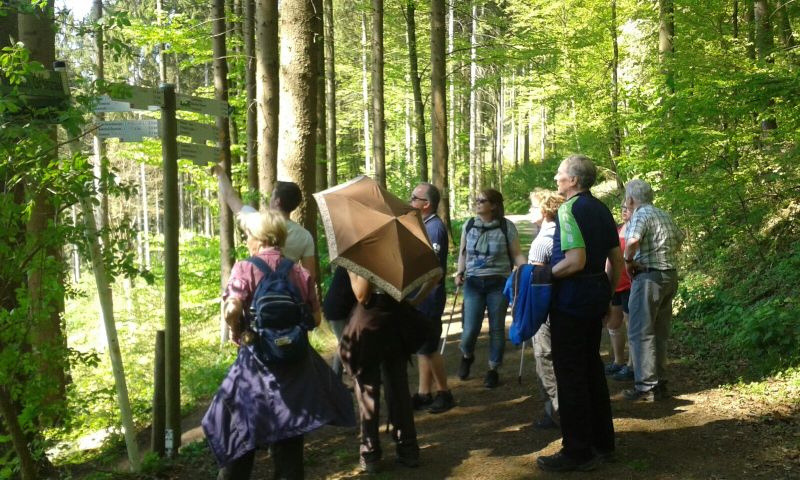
[593,448,615,463]
[534,414,558,430]
[411,392,433,411]
[612,364,634,381]
[395,454,419,468]
[429,390,455,414]
[604,362,624,375]
[483,369,499,388]
[537,451,601,472]
[458,356,474,380]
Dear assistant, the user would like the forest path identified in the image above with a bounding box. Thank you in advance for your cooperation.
[160,216,800,479]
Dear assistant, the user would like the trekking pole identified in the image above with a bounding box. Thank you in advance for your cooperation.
[439,285,460,355]
[518,339,527,384]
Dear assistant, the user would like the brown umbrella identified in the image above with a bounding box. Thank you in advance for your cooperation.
[313,175,442,301]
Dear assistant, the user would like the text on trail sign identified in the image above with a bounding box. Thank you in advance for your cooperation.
[176,93,228,118]
[177,142,219,167]
[177,120,218,144]
[98,120,160,142]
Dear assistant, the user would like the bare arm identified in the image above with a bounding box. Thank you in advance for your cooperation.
[210,164,244,214]
[301,255,316,282]
[606,246,623,295]
[624,237,642,278]
[552,248,586,279]
[348,271,373,304]
[455,227,467,286]
[223,297,244,343]
[509,237,527,267]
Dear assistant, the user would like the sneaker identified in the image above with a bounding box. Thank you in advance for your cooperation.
[458,356,474,380]
[622,387,656,402]
[604,362,624,375]
[534,414,558,430]
[428,390,455,414]
[537,451,601,472]
[483,369,499,389]
[411,392,433,411]
[612,364,634,381]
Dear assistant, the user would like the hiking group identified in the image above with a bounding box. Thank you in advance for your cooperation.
[201,153,683,478]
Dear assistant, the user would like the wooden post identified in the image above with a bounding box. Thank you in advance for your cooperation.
[160,83,181,457]
[151,330,166,456]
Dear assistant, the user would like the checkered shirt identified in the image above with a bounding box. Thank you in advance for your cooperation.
[625,204,683,270]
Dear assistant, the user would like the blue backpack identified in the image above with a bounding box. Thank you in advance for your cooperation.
[245,256,315,365]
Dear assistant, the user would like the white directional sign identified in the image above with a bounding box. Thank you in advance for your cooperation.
[177,120,218,144]
[177,142,219,167]
[106,84,163,110]
[176,93,228,118]
[98,120,160,142]
[95,95,135,113]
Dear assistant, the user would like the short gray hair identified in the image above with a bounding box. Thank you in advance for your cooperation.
[563,154,597,190]
[625,179,654,204]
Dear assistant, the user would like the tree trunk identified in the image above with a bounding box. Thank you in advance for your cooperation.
[157,0,168,82]
[732,0,740,38]
[19,0,67,415]
[755,0,778,131]
[0,387,37,480]
[431,0,450,228]
[244,0,259,205]
[371,0,386,186]
[538,105,545,162]
[610,0,624,191]
[323,0,337,187]
[92,0,109,233]
[746,0,756,59]
[447,0,456,221]
[659,0,675,95]
[495,78,504,189]
[256,0,279,207]
[277,0,319,234]
[361,14,371,175]
[468,2,479,203]
[213,0,236,300]
[314,2,327,192]
[140,163,151,269]
[776,1,795,49]
[405,0,428,182]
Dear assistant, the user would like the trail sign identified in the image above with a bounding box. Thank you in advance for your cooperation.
[98,120,160,142]
[0,70,69,110]
[177,120,218,144]
[95,95,135,113]
[177,142,219,167]
[107,83,163,110]
[176,93,228,118]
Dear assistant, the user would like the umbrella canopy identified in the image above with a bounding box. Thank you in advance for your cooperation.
[313,176,442,301]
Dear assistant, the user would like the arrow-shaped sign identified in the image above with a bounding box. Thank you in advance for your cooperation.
[98,120,160,142]
[177,120,218,144]
[176,93,228,118]
[177,142,220,167]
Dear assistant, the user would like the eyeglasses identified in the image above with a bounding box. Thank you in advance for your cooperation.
[475,198,489,204]
[410,195,428,203]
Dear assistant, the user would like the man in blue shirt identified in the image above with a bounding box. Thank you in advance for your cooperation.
[409,183,454,413]
[537,155,624,473]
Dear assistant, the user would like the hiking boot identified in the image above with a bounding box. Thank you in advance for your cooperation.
[359,456,381,474]
[534,414,558,430]
[429,390,455,414]
[537,451,601,472]
[604,362,624,375]
[483,369,499,389]
[458,356,474,380]
[612,364,634,381]
[411,392,433,411]
[622,387,658,402]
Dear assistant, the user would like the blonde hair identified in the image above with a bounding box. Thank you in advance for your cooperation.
[530,189,564,221]
[238,209,287,247]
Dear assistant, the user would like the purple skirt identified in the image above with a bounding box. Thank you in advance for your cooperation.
[202,346,356,467]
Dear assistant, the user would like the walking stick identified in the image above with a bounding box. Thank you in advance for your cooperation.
[439,285,460,355]
[518,339,527,384]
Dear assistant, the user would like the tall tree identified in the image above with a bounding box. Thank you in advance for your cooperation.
[776,1,795,49]
[277,0,319,233]
[468,1,479,202]
[360,14,371,175]
[371,0,386,186]
[609,0,623,190]
[244,0,258,204]
[404,0,427,181]
[314,2,327,192]
[431,0,450,230]
[323,0,337,187]
[255,0,279,206]
[213,0,236,306]
[92,0,109,233]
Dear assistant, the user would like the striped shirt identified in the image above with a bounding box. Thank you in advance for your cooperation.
[625,204,683,271]
[528,220,556,264]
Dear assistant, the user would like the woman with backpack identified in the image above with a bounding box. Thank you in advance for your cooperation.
[455,188,527,388]
[202,209,355,480]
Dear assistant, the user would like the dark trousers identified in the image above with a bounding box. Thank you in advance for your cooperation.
[550,309,615,461]
[217,435,304,480]
[353,354,418,461]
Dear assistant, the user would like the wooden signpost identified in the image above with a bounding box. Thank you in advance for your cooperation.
[97,82,227,458]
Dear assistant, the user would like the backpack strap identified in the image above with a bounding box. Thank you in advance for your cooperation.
[461,217,514,268]
[275,258,295,277]
[460,217,476,256]
[246,256,274,276]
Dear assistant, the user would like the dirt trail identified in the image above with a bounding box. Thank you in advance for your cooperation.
[160,216,799,479]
